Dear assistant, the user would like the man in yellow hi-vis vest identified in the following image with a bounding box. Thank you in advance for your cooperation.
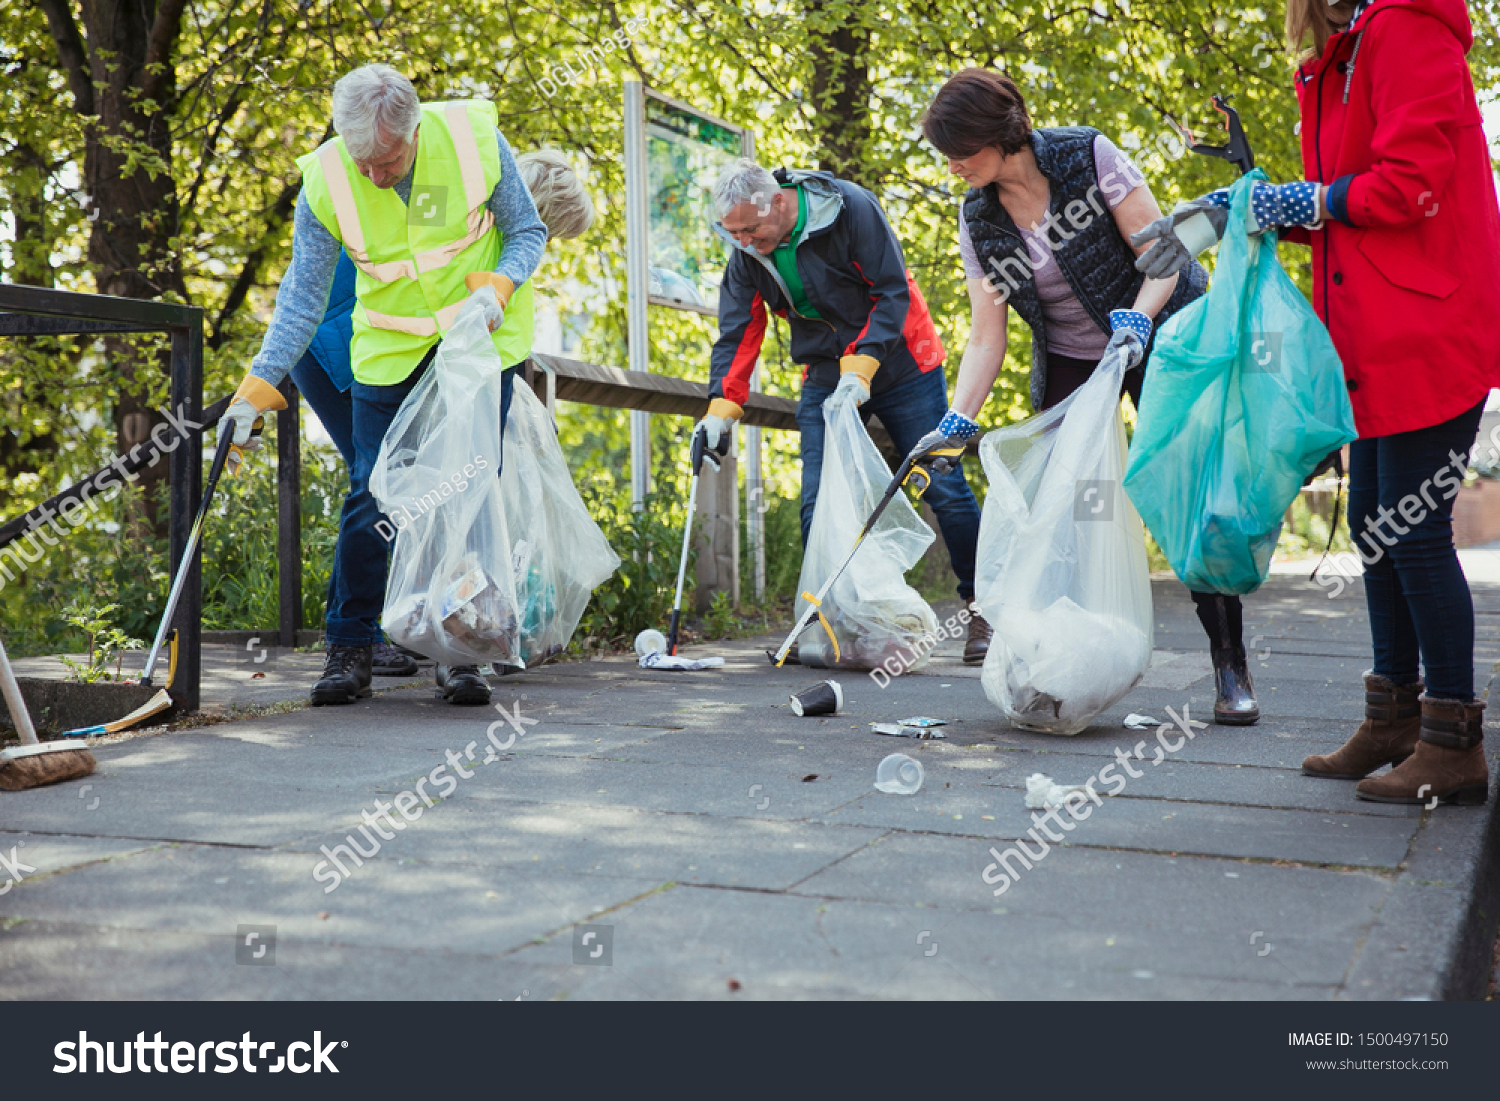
[219,64,546,708]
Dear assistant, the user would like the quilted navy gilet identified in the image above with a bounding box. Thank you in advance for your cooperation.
[961,126,1208,409]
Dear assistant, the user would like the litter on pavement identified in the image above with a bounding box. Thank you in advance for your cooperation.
[1124,712,1163,730]
[637,652,725,671]
[870,723,945,739]
[1024,772,1089,809]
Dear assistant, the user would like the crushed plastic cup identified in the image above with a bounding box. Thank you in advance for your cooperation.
[634,629,667,657]
[874,753,924,795]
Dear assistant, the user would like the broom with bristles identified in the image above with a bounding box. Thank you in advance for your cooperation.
[0,635,96,791]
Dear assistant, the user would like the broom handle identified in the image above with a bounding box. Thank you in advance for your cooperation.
[0,636,40,746]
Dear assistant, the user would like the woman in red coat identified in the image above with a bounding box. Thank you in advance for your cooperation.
[1134,0,1500,805]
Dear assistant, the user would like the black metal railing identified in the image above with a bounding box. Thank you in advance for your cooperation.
[0,284,216,710]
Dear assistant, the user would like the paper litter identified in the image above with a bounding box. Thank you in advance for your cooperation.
[1024,772,1088,810]
[896,717,947,728]
[870,723,945,740]
[1124,712,1162,730]
[637,652,725,671]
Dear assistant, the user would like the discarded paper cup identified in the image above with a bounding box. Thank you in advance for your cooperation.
[790,680,843,717]
[634,629,667,657]
[874,753,924,795]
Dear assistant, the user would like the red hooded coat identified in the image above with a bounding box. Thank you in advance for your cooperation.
[1284,0,1500,438]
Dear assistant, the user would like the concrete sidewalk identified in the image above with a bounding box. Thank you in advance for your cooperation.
[2,574,1497,1000]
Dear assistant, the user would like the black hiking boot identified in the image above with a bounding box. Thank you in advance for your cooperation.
[437,663,491,705]
[311,644,373,706]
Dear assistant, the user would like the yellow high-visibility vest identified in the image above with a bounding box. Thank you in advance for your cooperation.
[298,99,534,384]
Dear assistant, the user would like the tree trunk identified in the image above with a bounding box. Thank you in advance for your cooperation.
[805,3,873,189]
[39,0,187,537]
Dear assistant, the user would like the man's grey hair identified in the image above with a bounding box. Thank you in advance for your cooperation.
[517,150,596,241]
[332,64,421,161]
[712,158,780,220]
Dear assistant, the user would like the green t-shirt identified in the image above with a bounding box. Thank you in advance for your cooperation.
[769,185,821,320]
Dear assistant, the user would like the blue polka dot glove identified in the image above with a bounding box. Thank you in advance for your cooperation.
[906,409,979,482]
[1106,310,1151,371]
[1205,182,1321,233]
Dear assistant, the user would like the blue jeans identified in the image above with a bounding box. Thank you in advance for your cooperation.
[291,352,356,467]
[326,360,516,646]
[796,367,981,602]
[1348,398,1484,700]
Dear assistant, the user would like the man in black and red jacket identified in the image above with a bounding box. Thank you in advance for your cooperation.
[694,159,988,664]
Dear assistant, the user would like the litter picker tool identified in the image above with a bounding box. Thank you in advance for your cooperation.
[664,427,716,656]
[768,446,958,667]
[1175,93,1256,176]
[0,634,97,791]
[139,417,250,688]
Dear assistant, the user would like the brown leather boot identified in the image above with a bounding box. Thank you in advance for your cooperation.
[1355,695,1489,806]
[1302,673,1422,780]
[963,613,992,665]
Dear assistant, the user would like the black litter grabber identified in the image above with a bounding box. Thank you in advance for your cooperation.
[767,444,961,668]
[1175,93,1256,176]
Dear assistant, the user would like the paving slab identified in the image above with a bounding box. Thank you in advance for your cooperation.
[1,575,1496,1001]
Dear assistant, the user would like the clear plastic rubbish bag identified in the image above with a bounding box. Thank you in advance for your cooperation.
[372,311,523,667]
[499,382,620,665]
[976,348,1154,735]
[795,398,939,671]
[1123,169,1358,595]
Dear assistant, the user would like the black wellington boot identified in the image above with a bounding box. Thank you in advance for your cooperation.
[1194,592,1259,726]
[1210,646,1260,725]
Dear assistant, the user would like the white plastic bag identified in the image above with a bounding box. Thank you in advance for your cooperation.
[976,350,1154,735]
[499,383,620,664]
[372,312,523,667]
[795,398,939,671]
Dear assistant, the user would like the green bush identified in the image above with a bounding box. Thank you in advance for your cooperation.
[573,487,695,649]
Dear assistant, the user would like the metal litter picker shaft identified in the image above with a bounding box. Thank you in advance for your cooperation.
[769,448,957,667]
[139,422,239,687]
[666,429,711,656]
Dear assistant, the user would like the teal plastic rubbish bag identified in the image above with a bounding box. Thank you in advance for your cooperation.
[1123,170,1357,596]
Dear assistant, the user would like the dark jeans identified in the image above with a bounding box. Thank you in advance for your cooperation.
[1348,398,1484,700]
[1042,351,1242,653]
[326,358,516,647]
[796,366,981,603]
[291,352,356,467]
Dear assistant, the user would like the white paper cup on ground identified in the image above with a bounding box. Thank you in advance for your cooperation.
[790,680,843,716]
[634,629,667,657]
[874,753,924,795]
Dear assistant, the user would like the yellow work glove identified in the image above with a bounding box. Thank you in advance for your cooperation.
[217,375,288,478]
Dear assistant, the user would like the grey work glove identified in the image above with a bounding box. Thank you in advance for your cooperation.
[1130,198,1229,280]
[691,414,732,472]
